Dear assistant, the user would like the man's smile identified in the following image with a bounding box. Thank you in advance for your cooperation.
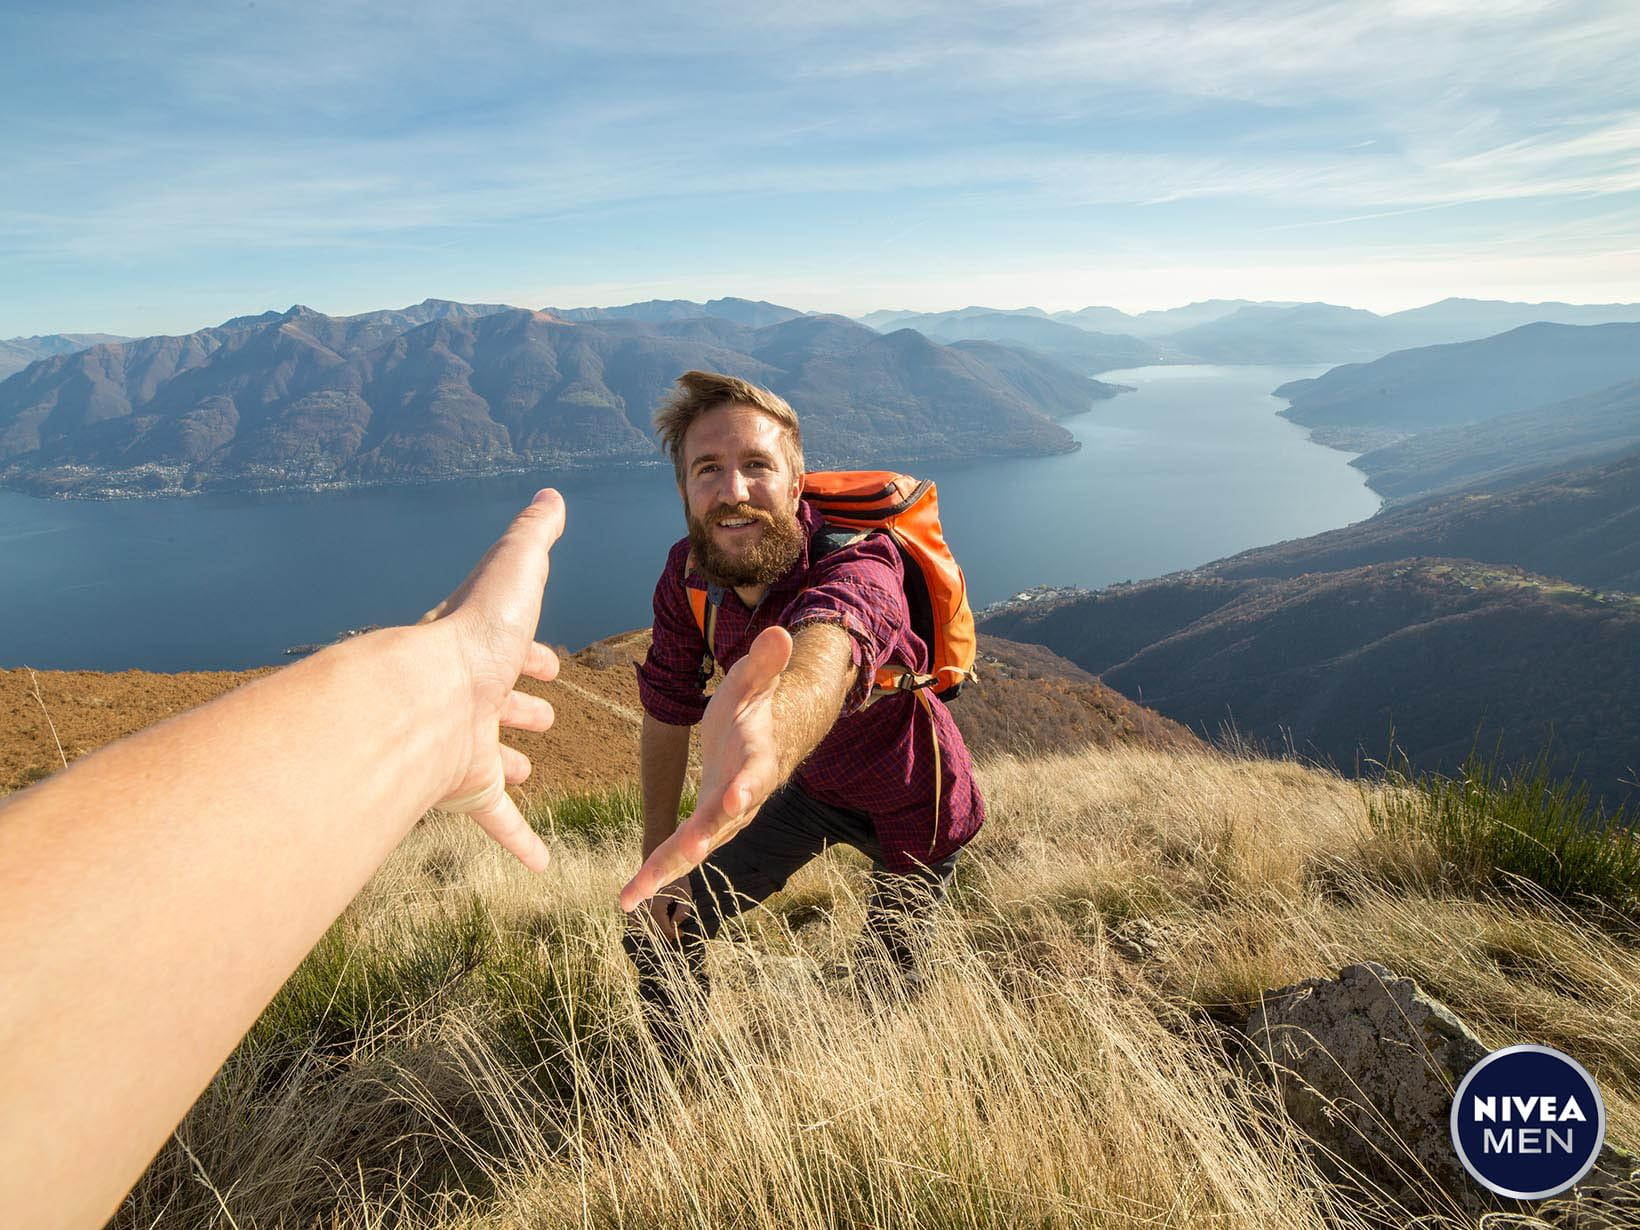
[707,506,773,542]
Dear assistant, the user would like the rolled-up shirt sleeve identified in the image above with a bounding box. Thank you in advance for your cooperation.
[635,544,710,726]
[782,535,909,716]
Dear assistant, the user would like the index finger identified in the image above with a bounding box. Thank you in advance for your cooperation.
[468,489,566,612]
[435,489,566,625]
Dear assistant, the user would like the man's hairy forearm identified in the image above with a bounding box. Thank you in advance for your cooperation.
[640,713,692,858]
[769,622,855,782]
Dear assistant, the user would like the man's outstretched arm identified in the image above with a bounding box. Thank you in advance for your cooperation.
[619,621,853,910]
[0,489,566,1230]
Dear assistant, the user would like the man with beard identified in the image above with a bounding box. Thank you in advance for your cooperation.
[620,370,985,1051]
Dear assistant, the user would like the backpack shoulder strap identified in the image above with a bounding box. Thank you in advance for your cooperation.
[682,551,726,692]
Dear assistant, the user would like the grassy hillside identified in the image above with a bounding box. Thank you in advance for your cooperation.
[1,632,1195,795]
[1203,446,1640,592]
[982,561,1640,811]
[105,742,1640,1228]
[1351,378,1640,503]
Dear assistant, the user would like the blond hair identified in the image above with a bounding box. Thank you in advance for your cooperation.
[654,370,804,483]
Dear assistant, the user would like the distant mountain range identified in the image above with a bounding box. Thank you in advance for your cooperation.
[548,297,804,327]
[861,298,1640,368]
[1274,322,1640,455]
[0,300,1121,497]
[981,446,1640,811]
[854,310,1177,374]
[859,300,1288,338]
[0,333,132,380]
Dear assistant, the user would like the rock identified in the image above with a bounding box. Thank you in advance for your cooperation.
[1107,918,1169,964]
[1241,961,1640,1224]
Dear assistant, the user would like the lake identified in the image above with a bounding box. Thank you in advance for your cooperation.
[0,365,1380,671]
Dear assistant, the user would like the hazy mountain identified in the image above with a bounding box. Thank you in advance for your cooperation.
[864,310,1170,374]
[552,297,804,327]
[863,301,1278,340]
[947,340,1131,411]
[1165,303,1387,363]
[1382,297,1640,344]
[0,333,131,380]
[1152,297,1640,366]
[1051,299,1286,338]
[1275,322,1640,445]
[1205,446,1640,592]
[857,306,1049,331]
[1351,378,1640,502]
[0,306,1102,496]
[983,558,1640,810]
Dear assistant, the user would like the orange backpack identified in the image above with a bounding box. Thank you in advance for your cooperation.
[687,470,977,700]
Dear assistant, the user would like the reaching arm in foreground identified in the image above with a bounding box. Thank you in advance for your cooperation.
[620,620,854,910]
[0,489,566,1230]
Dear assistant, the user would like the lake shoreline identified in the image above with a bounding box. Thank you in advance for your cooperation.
[0,365,1378,671]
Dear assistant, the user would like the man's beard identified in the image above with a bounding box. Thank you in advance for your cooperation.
[687,501,805,589]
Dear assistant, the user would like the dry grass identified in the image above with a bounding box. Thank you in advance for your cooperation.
[114,745,1640,1229]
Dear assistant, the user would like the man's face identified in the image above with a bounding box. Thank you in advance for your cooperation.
[679,402,804,589]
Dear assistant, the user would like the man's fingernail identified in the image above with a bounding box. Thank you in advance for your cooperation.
[532,488,558,506]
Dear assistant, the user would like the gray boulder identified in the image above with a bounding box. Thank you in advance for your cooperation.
[1242,961,1639,1225]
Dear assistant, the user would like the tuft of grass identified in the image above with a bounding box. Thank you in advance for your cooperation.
[1366,750,1640,920]
[529,782,696,846]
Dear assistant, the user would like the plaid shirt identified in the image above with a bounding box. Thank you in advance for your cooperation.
[636,501,984,872]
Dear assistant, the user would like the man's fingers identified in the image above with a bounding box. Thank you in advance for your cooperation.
[500,744,532,785]
[619,798,743,911]
[500,689,555,732]
[523,641,559,682]
[457,781,550,873]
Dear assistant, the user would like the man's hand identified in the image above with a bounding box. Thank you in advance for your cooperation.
[620,625,793,911]
[643,875,695,941]
[418,488,566,872]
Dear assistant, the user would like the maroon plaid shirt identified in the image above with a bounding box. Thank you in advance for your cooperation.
[636,500,984,872]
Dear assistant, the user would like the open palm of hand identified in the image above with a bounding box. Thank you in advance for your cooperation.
[619,626,793,911]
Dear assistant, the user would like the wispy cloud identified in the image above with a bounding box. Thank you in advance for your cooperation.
[2,0,1637,332]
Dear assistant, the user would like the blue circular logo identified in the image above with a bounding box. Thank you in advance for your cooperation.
[1451,1044,1606,1200]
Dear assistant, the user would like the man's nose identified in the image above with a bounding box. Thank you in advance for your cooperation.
[723,466,752,505]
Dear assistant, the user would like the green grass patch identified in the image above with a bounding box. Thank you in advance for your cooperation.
[1368,750,1640,919]
[530,782,697,845]
[247,896,493,1066]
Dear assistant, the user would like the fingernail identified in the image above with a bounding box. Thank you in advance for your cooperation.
[532,488,558,506]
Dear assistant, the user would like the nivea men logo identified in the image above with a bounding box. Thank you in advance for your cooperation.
[1451,1044,1606,1200]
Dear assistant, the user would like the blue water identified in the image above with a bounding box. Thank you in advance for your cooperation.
[0,365,1379,670]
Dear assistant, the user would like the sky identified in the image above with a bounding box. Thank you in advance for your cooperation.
[3,0,1638,338]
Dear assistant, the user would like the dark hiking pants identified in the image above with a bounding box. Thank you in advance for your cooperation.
[621,781,959,1056]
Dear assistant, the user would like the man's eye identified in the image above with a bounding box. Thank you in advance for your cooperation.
[697,464,719,476]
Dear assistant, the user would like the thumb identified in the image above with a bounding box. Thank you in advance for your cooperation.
[725,625,793,700]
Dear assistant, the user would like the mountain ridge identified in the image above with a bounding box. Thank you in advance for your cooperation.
[0,303,1111,498]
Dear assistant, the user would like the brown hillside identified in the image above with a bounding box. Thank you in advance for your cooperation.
[0,631,1194,797]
